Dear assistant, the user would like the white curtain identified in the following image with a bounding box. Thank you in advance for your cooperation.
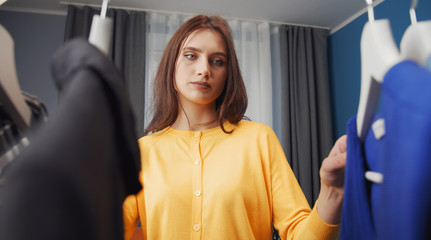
[227,20,273,128]
[144,13,188,125]
[145,12,275,128]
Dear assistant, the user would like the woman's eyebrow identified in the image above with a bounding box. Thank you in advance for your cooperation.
[183,46,227,57]
[183,46,201,52]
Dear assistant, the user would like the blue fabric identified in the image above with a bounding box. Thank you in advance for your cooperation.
[376,60,431,239]
[341,60,431,239]
[363,116,384,239]
[340,116,377,240]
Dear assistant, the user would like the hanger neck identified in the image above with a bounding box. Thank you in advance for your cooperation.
[357,19,399,140]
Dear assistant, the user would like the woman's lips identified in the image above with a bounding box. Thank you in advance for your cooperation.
[191,81,210,89]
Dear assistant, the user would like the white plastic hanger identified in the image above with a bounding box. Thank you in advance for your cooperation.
[0,25,32,133]
[358,0,401,184]
[356,0,400,142]
[400,0,431,67]
[88,0,113,55]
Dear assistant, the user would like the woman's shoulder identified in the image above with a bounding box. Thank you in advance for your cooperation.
[231,121,281,148]
[235,120,277,136]
[236,120,273,130]
[138,128,171,146]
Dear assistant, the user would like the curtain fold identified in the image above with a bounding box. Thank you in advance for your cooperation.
[228,20,273,127]
[276,25,334,206]
[144,13,189,125]
[64,5,146,137]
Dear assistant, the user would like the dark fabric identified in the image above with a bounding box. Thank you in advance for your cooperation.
[64,5,95,41]
[0,92,47,181]
[277,25,333,206]
[64,5,146,137]
[22,91,49,125]
[0,124,21,175]
[0,39,141,240]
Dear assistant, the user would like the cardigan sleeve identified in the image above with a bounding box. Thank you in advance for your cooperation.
[123,194,140,240]
[263,125,339,239]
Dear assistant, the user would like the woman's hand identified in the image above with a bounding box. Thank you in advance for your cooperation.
[317,135,347,225]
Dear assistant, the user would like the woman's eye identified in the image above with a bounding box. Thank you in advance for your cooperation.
[211,59,225,66]
[184,54,196,60]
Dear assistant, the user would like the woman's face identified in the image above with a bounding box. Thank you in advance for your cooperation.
[174,29,228,109]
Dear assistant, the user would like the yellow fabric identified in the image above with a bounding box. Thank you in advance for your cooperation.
[123,121,339,240]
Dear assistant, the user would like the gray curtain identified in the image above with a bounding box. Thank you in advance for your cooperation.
[64,5,146,138]
[275,25,334,207]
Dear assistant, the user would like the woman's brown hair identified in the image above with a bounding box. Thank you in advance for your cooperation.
[144,15,248,135]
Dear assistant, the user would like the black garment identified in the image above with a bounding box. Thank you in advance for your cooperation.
[0,38,142,240]
[0,91,47,172]
[22,91,49,126]
[0,89,48,201]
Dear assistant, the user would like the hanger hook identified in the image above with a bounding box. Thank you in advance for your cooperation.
[366,0,375,22]
[101,0,110,19]
[410,0,418,25]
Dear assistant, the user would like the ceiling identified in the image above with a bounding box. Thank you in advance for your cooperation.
[1,0,383,31]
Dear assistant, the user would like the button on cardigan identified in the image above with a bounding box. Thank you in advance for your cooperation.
[123,121,339,239]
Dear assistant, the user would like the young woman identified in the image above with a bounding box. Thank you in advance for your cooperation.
[123,14,346,240]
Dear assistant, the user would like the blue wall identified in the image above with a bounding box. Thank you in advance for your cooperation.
[328,0,431,139]
[0,10,66,114]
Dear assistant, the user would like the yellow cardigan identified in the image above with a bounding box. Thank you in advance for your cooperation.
[123,121,339,240]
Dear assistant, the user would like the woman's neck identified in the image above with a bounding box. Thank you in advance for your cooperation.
[172,102,219,131]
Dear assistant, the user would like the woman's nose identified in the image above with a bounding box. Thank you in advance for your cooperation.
[197,59,211,79]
